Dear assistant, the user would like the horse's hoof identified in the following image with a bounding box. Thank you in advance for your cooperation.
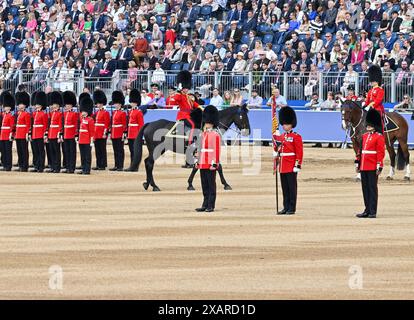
[143,182,149,190]
[224,184,232,190]
[187,185,195,191]
[153,186,161,192]
[404,176,410,181]
[386,176,394,181]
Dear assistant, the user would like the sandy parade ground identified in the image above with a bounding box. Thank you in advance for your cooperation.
[0,144,413,299]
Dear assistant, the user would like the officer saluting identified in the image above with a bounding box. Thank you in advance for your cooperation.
[78,95,95,175]
[14,91,31,172]
[30,91,49,173]
[125,88,144,172]
[92,89,110,171]
[364,65,385,131]
[0,92,15,171]
[110,90,127,171]
[355,109,385,218]
[273,106,304,215]
[195,105,221,213]
[47,92,64,173]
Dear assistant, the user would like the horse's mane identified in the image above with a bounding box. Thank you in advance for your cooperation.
[218,105,249,117]
[343,99,362,109]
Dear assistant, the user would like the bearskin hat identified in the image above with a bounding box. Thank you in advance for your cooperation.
[129,88,141,105]
[111,90,125,105]
[79,96,94,116]
[93,89,107,105]
[366,108,382,132]
[78,92,91,105]
[50,91,63,107]
[15,91,30,107]
[63,91,77,107]
[34,91,48,110]
[202,105,219,127]
[279,106,297,128]
[368,64,382,85]
[176,70,192,90]
[3,91,15,110]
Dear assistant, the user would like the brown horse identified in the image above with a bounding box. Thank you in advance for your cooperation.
[340,99,411,181]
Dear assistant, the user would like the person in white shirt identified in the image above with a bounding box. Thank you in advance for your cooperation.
[247,89,263,108]
[209,88,224,108]
[141,89,152,106]
[151,62,166,84]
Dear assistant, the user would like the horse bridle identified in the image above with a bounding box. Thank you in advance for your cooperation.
[342,105,364,139]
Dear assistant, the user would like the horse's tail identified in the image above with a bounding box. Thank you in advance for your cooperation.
[396,143,407,171]
[130,123,149,171]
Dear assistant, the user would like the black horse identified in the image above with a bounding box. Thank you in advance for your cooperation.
[130,106,251,191]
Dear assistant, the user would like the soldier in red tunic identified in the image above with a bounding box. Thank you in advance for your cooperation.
[0,92,15,171]
[30,91,49,173]
[364,65,385,131]
[110,90,127,171]
[14,91,31,172]
[92,89,110,171]
[195,105,221,213]
[78,95,95,175]
[62,91,79,174]
[125,88,144,171]
[355,109,385,219]
[47,92,64,173]
[273,106,304,215]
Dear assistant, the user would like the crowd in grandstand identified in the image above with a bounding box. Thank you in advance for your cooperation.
[0,0,414,108]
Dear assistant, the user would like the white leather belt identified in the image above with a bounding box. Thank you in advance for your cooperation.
[16,124,26,127]
[280,153,295,156]
[201,148,214,152]
[50,125,60,128]
[362,150,377,154]
[79,129,88,132]
[112,124,123,128]
[95,123,105,126]
[129,124,139,126]
[64,125,75,128]
[33,124,44,128]
[1,126,11,129]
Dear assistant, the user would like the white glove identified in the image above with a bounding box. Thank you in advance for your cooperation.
[293,166,301,173]
[273,130,281,136]
[272,150,279,157]
[364,106,371,111]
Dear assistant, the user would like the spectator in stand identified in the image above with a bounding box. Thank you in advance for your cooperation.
[210,88,224,109]
[151,62,165,86]
[266,87,287,108]
[247,89,263,108]
[305,93,322,110]
[225,21,243,44]
[147,90,166,109]
[230,88,243,107]
[377,12,390,33]
[141,89,152,106]
[222,90,232,108]
[310,32,323,58]
[320,91,338,111]
[351,42,365,66]
[310,15,323,33]
[394,95,414,111]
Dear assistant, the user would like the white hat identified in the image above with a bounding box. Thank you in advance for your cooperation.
[237,52,244,56]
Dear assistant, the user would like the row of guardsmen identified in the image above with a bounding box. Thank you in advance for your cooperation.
[0,88,144,175]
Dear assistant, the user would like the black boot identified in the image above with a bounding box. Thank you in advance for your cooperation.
[356,212,370,218]
[277,209,287,215]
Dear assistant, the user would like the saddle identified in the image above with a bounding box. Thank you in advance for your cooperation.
[165,108,203,141]
[384,113,399,133]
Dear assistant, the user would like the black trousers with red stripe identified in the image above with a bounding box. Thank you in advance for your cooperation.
[79,144,92,174]
[16,139,29,170]
[94,138,108,169]
[49,139,61,172]
[128,139,135,165]
[112,138,124,169]
[64,139,76,172]
[280,172,298,212]
[200,169,217,209]
[361,170,378,215]
[0,140,12,170]
[32,138,45,172]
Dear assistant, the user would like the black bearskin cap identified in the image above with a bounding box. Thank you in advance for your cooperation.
[93,89,107,105]
[15,91,30,107]
[111,90,125,105]
[63,91,77,106]
[368,64,382,85]
[79,92,91,105]
[366,108,382,132]
[202,105,219,127]
[3,91,15,110]
[50,91,63,107]
[80,96,94,116]
[279,106,297,128]
[34,91,48,110]
[177,70,192,90]
[129,88,141,105]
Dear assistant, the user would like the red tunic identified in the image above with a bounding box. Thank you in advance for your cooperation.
[173,93,200,121]
[93,109,110,139]
[365,86,385,115]
[165,95,178,109]
[0,113,14,141]
[198,129,221,170]
[79,116,95,144]
[357,132,385,171]
[48,111,63,139]
[346,95,358,101]
[127,108,144,139]
[273,131,304,174]
[111,110,127,139]
[15,111,31,139]
[63,111,79,139]
[31,110,49,139]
